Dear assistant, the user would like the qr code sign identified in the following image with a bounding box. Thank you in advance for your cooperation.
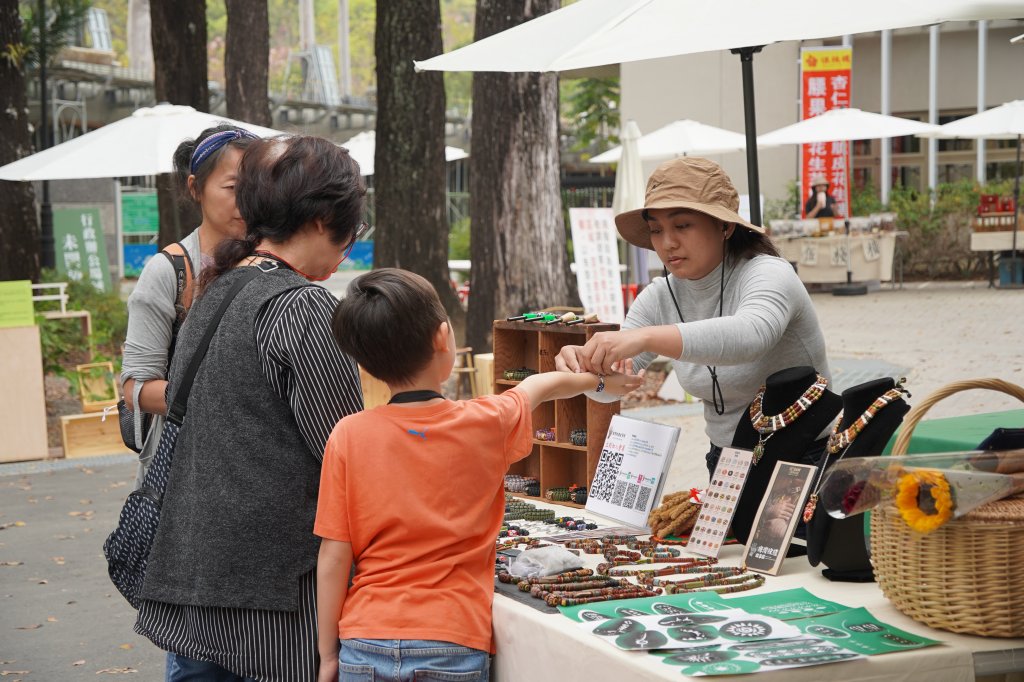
[634,484,652,512]
[610,480,627,506]
[622,482,639,510]
[591,449,623,502]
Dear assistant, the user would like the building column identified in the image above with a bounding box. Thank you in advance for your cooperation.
[881,29,892,204]
[928,25,939,194]
[977,20,988,183]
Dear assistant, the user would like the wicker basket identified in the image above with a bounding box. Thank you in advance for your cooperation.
[871,378,1024,637]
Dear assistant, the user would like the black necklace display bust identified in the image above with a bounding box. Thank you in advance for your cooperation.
[807,377,910,581]
[730,366,841,550]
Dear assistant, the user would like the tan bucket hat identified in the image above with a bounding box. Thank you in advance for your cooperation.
[615,157,764,251]
[809,174,830,189]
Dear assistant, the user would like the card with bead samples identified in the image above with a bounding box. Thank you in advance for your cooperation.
[687,447,754,558]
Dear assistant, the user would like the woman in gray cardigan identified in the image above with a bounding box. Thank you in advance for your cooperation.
[120,124,256,486]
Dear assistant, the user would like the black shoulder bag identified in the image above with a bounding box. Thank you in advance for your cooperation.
[104,267,257,608]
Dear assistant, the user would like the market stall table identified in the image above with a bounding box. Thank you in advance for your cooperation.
[969,230,1024,287]
[772,232,905,287]
[492,501,1024,681]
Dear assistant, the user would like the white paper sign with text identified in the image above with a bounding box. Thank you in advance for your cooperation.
[586,415,679,529]
[569,207,624,324]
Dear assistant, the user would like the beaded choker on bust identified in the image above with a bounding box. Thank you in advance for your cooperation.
[825,379,910,454]
[748,373,829,464]
[802,378,911,522]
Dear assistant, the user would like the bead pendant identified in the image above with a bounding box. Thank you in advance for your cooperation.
[752,439,765,465]
[802,494,818,523]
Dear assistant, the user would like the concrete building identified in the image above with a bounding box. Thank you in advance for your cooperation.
[619,20,1024,207]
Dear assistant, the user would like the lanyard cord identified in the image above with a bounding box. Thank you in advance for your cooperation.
[664,251,727,416]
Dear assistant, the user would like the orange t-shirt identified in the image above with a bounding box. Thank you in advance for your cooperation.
[314,388,532,653]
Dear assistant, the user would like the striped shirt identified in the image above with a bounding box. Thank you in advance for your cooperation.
[136,283,362,682]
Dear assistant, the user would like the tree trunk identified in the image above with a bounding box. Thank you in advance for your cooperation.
[150,0,208,247]
[0,0,40,282]
[225,0,271,126]
[373,0,465,336]
[467,0,570,353]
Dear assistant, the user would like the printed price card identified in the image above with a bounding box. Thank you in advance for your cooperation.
[688,447,754,558]
[585,415,679,529]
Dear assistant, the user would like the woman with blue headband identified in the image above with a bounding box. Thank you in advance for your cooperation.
[120,124,258,485]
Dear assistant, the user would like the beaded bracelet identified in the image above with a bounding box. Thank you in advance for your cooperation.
[534,428,556,441]
[659,572,766,595]
[601,534,639,545]
[503,367,538,381]
[569,429,587,446]
[604,556,717,579]
[545,487,571,502]
[546,587,661,607]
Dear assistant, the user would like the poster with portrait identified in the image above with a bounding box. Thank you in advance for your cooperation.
[742,461,817,575]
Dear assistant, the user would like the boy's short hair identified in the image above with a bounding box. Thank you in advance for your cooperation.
[331,268,448,385]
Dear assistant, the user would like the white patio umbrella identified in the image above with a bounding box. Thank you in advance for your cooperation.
[591,119,748,164]
[0,103,287,181]
[922,100,1024,284]
[415,0,1022,226]
[339,130,469,177]
[611,120,650,286]
[756,108,941,146]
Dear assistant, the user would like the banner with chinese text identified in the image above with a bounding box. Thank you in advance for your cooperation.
[54,208,112,292]
[800,46,852,219]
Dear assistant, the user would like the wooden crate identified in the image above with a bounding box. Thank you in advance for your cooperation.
[493,319,620,506]
[60,412,132,458]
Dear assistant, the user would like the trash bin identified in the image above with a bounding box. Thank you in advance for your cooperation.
[998,253,1023,286]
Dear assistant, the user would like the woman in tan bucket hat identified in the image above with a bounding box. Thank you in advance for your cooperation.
[556,157,831,476]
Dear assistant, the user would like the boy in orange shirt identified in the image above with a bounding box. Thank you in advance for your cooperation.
[315,268,641,682]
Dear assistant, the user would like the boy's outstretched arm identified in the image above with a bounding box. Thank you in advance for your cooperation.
[317,539,353,682]
[515,364,643,410]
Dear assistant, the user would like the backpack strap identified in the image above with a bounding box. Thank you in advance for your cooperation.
[160,242,196,371]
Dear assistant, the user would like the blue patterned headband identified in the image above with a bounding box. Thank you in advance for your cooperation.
[189,129,259,174]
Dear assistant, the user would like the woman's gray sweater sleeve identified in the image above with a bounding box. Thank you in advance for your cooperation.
[121,254,178,384]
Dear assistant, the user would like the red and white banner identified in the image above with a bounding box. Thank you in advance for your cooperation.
[800,46,852,219]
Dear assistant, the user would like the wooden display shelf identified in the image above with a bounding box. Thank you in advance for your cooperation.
[494,319,619,499]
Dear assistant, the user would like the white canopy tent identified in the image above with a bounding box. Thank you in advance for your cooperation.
[590,119,748,164]
[415,0,1024,226]
[756,108,942,147]
[339,130,469,177]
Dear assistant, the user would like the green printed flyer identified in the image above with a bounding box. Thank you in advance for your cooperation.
[559,591,730,622]
[791,607,941,655]
[720,588,851,620]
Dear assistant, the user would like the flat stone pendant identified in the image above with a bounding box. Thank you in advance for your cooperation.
[802,494,818,523]
[752,441,764,464]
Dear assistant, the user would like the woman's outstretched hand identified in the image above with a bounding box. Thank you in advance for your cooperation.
[579,329,649,375]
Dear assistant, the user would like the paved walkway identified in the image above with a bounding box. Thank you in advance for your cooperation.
[2,280,1022,679]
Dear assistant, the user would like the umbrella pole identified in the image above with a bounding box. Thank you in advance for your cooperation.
[1011,133,1021,286]
[732,46,764,227]
[38,0,55,271]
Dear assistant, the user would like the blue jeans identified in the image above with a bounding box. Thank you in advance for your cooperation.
[339,638,490,681]
[165,652,256,682]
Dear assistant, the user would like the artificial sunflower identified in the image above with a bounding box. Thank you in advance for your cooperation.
[894,469,954,533]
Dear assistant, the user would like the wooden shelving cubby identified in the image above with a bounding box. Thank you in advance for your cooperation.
[493,319,620,507]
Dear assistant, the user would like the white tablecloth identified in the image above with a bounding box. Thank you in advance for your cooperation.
[491,503,1024,682]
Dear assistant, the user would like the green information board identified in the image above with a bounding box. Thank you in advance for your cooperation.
[0,280,34,328]
[121,192,159,234]
[54,207,112,292]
